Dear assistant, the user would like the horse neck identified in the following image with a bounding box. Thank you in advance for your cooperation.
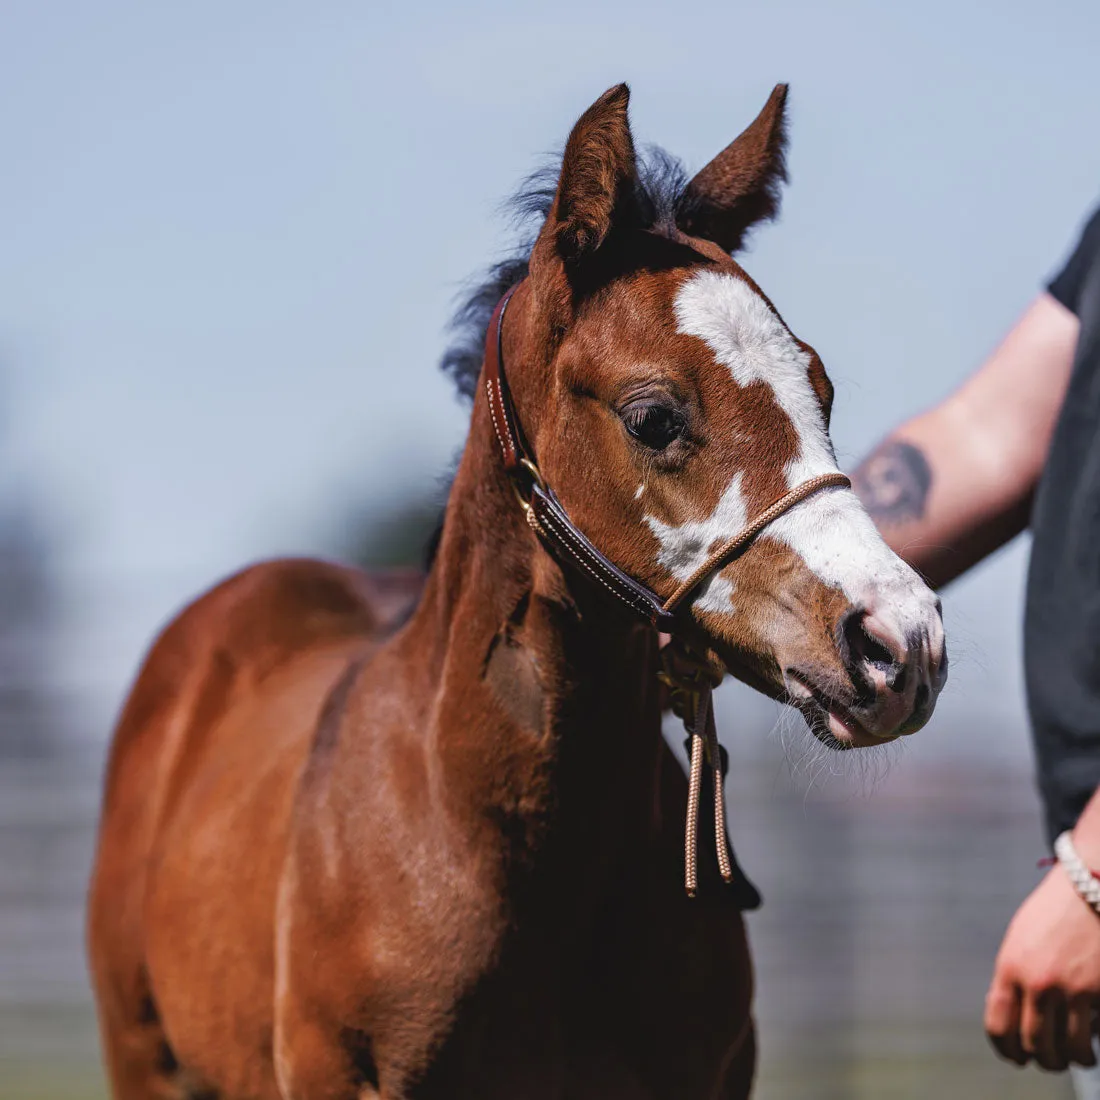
[401,370,667,872]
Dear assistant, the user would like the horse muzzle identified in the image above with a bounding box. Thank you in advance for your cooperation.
[784,597,948,748]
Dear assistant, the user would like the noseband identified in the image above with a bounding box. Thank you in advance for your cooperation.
[483,283,850,895]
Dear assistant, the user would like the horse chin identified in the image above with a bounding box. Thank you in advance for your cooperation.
[701,637,780,700]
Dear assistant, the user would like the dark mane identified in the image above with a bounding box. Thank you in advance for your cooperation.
[439,146,691,402]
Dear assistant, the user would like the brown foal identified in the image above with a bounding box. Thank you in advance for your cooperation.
[88,84,947,1099]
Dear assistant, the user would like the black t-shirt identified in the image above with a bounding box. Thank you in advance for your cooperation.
[1025,205,1100,844]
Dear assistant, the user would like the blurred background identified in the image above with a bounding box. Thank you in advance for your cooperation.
[2,1,1098,1097]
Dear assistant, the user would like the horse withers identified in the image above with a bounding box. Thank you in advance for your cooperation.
[88,84,946,1099]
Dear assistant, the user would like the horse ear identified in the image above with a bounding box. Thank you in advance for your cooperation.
[548,83,638,264]
[677,84,789,254]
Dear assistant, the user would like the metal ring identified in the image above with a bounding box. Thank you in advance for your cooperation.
[510,458,547,516]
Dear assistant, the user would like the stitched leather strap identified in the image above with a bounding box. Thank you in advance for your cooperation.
[484,286,523,476]
[529,484,678,632]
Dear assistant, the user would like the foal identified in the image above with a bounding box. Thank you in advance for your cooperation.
[88,84,946,1099]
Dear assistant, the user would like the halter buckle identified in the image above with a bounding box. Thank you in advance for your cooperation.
[510,457,547,518]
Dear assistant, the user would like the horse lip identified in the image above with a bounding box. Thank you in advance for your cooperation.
[783,669,896,748]
[784,668,856,718]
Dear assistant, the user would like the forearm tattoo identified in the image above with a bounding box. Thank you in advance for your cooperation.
[851,440,933,526]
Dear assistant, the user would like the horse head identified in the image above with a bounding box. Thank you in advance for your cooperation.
[490,83,946,747]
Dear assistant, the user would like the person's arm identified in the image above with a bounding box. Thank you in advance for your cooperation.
[852,293,1079,587]
[985,785,1100,1071]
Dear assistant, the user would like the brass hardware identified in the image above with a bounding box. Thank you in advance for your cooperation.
[510,458,547,518]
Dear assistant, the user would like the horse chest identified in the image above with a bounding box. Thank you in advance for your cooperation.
[348,866,753,1098]
[277,775,753,1098]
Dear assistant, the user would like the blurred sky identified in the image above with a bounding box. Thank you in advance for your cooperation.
[2,0,1099,758]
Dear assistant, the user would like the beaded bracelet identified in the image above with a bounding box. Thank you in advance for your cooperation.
[1053,831,1100,917]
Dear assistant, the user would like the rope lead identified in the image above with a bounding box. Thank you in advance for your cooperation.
[678,680,732,897]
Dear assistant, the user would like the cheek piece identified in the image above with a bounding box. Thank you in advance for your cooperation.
[484,283,850,896]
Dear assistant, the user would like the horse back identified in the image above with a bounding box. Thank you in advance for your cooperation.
[87,558,422,1098]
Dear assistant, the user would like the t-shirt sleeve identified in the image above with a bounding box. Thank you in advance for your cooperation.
[1048,205,1100,315]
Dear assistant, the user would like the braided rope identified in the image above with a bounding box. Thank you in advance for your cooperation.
[681,684,733,896]
[662,472,851,614]
[702,690,733,884]
[1054,831,1100,916]
[684,721,705,899]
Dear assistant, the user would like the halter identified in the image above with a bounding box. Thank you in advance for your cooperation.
[483,283,850,895]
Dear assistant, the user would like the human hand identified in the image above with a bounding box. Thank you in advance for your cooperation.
[985,864,1100,1071]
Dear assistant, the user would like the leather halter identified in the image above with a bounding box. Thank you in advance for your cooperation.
[483,281,851,895]
[483,283,850,631]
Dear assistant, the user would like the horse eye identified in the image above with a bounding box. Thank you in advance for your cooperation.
[622,403,685,450]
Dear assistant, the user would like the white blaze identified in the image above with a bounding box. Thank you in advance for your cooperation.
[645,269,930,630]
[645,473,746,614]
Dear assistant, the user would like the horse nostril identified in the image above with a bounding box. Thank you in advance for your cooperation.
[885,661,909,694]
[842,609,907,693]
